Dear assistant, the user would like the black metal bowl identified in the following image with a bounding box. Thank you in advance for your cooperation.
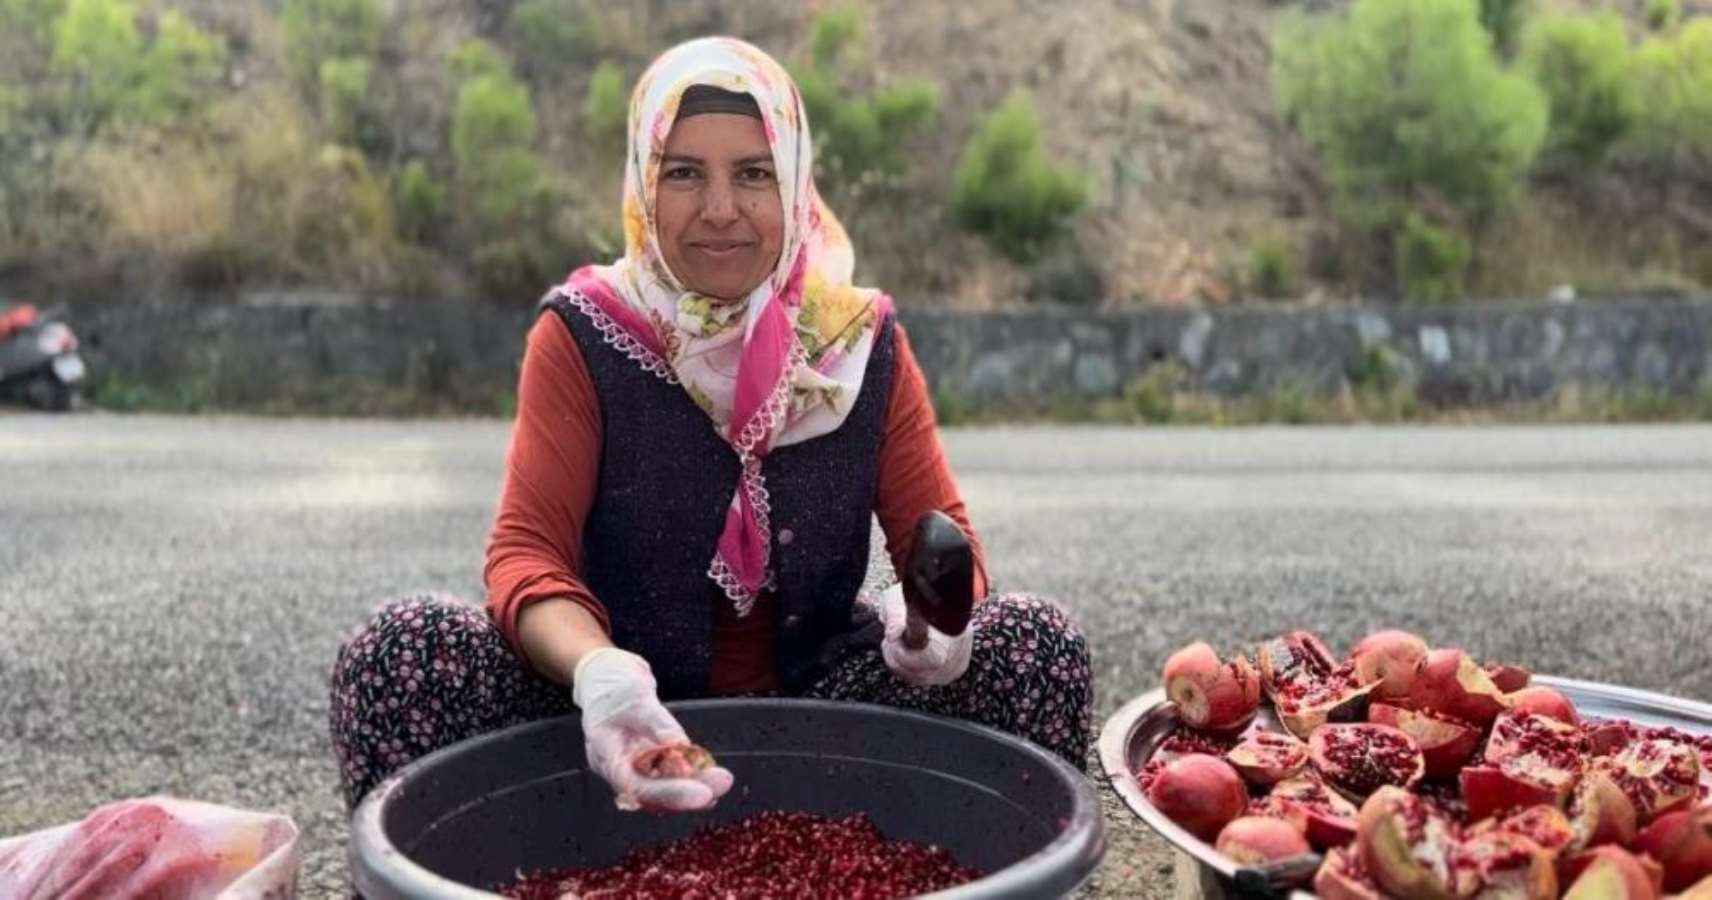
[352,699,1106,899]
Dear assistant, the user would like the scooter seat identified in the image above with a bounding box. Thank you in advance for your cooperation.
[0,303,37,338]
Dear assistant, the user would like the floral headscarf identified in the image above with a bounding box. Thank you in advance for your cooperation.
[558,37,892,616]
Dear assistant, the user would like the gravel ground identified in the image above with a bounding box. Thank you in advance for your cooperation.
[3,415,1710,897]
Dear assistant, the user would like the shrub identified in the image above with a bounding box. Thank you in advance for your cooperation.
[793,4,938,198]
[450,44,549,232]
[317,56,370,143]
[950,90,1086,261]
[511,0,599,73]
[1628,19,1712,169]
[1645,0,1679,32]
[1478,0,1531,57]
[393,159,443,243]
[1274,0,1546,230]
[583,60,627,152]
[281,0,381,99]
[50,1,225,126]
[1395,213,1470,301]
[1245,232,1300,299]
[1520,12,1636,166]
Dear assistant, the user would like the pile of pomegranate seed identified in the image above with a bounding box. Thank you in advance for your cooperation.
[496,811,982,900]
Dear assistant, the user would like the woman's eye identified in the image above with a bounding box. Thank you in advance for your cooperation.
[663,166,700,181]
[740,167,775,183]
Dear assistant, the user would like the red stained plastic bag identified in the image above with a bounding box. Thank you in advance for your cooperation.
[0,797,299,899]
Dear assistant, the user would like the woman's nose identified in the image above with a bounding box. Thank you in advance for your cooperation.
[699,181,739,227]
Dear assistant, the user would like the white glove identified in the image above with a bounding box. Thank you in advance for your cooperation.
[572,647,734,812]
[875,583,973,687]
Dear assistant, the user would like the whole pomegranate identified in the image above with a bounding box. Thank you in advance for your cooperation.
[1632,806,1712,892]
[1145,753,1249,842]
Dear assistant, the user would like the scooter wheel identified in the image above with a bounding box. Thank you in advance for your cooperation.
[25,373,77,412]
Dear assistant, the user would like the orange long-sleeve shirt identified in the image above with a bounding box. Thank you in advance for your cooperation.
[484,313,987,694]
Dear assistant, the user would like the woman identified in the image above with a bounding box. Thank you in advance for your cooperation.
[328,37,1092,813]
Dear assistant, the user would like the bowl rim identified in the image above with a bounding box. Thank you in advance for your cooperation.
[351,697,1108,900]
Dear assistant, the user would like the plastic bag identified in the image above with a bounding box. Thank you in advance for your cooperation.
[0,796,299,899]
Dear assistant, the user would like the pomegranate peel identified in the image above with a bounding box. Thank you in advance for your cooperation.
[1631,805,1712,892]
[1214,815,1312,865]
[1508,686,1580,726]
[1315,846,1386,900]
[1350,629,1429,702]
[1407,649,1511,726]
[1162,641,1261,734]
[1561,846,1663,900]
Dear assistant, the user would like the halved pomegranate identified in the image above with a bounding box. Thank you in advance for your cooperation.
[1462,710,1586,821]
[1407,648,1511,726]
[1162,641,1261,734]
[1276,664,1375,740]
[1631,805,1712,892]
[1310,723,1426,801]
[1452,829,1558,900]
[1357,786,1467,900]
[1350,629,1429,702]
[1566,770,1639,852]
[1315,846,1386,900]
[1225,731,1308,786]
[1469,804,1574,855]
[1260,775,1361,849]
[1144,753,1249,842]
[1562,846,1664,900]
[1215,815,1312,865]
[1257,629,1338,699]
[1370,703,1481,779]
[1591,738,1701,824]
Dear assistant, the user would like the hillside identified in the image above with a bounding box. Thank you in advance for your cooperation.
[1,0,1709,307]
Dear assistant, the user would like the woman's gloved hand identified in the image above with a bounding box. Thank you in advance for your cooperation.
[573,647,734,812]
[874,583,973,687]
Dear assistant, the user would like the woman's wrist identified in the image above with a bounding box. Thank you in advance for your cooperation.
[518,597,614,686]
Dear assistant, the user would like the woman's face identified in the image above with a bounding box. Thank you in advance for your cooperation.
[655,112,785,302]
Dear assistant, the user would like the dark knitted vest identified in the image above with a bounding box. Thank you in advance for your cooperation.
[543,295,895,699]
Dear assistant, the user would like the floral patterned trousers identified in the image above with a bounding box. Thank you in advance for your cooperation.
[328,592,1093,808]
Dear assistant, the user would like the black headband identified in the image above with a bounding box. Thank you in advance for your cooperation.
[676,84,763,121]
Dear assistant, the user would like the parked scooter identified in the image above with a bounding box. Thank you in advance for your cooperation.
[0,302,86,411]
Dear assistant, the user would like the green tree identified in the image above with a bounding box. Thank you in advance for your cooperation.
[318,56,371,144]
[50,0,223,126]
[393,159,443,243]
[583,60,627,152]
[51,0,142,121]
[1645,0,1679,32]
[950,91,1087,261]
[1274,0,1546,230]
[1521,12,1636,167]
[281,0,381,101]
[449,40,549,232]
[1478,0,1532,57]
[1396,213,1470,301]
[1628,19,1712,170]
[511,0,599,73]
[792,4,938,199]
[132,10,226,120]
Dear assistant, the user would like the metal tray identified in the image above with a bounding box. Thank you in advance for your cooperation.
[1098,675,1712,899]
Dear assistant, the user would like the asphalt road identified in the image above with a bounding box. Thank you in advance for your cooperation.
[3,414,1710,897]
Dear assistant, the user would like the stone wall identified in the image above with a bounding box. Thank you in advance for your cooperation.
[73,297,1712,413]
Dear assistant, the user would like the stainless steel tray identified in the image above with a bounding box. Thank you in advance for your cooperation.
[1098,675,1712,899]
